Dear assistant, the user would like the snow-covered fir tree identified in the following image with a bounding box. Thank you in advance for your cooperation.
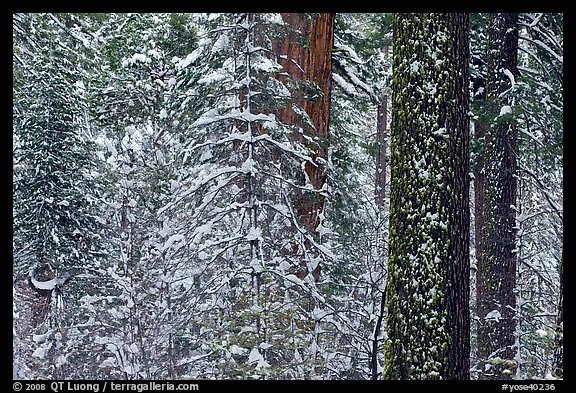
[13,13,106,379]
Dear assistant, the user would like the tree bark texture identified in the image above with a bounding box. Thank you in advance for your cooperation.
[476,12,519,380]
[375,94,388,207]
[553,254,563,378]
[384,13,470,380]
[273,13,335,282]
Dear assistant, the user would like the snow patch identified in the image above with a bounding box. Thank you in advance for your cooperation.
[29,271,69,291]
[211,34,229,53]
[332,73,357,96]
[432,127,448,138]
[32,347,49,359]
[247,347,270,370]
[485,310,502,322]
[266,13,285,25]
[162,234,184,251]
[503,68,516,87]
[499,105,513,116]
[176,48,202,69]
[246,227,262,241]
[230,345,248,355]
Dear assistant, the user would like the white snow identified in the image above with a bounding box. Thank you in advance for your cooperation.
[259,342,273,350]
[253,57,281,73]
[128,343,139,353]
[147,48,161,59]
[169,180,181,193]
[195,223,213,236]
[230,345,247,355]
[162,234,184,251]
[176,48,202,69]
[250,258,263,273]
[32,347,48,359]
[485,310,502,322]
[499,105,513,116]
[316,221,332,237]
[312,307,327,320]
[241,157,257,174]
[246,227,262,241]
[334,42,364,65]
[33,332,50,343]
[432,127,448,138]
[503,68,516,87]
[123,53,151,67]
[29,272,69,291]
[332,73,357,96]
[211,33,229,53]
[265,13,285,25]
[247,347,270,370]
[197,71,227,85]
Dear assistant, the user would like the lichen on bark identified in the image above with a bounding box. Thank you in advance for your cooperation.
[384,13,470,380]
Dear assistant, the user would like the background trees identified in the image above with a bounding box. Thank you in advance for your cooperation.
[470,12,562,380]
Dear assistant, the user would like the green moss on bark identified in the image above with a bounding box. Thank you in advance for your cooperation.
[384,13,470,380]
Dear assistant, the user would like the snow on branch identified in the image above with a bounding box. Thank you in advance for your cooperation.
[332,72,358,97]
[332,56,378,103]
[519,35,563,65]
[333,41,366,65]
[29,268,70,291]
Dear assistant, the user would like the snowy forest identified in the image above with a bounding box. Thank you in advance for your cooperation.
[13,13,563,380]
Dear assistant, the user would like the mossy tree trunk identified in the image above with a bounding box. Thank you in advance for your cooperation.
[384,13,470,380]
[476,13,519,380]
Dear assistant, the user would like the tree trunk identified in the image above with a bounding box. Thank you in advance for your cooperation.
[273,13,335,282]
[375,96,388,207]
[476,12,519,380]
[375,44,389,207]
[384,13,470,380]
[553,253,563,378]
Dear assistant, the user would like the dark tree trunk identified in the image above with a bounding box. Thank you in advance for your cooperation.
[445,14,471,380]
[375,96,388,207]
[384,13,470,380]
[476,12,519,380]
[375,45,389,207]
[272,13,335,282]
[473,120,485,316]
[553,254,563,378]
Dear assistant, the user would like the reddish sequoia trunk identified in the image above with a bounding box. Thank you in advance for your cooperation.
[273,13,335,282]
